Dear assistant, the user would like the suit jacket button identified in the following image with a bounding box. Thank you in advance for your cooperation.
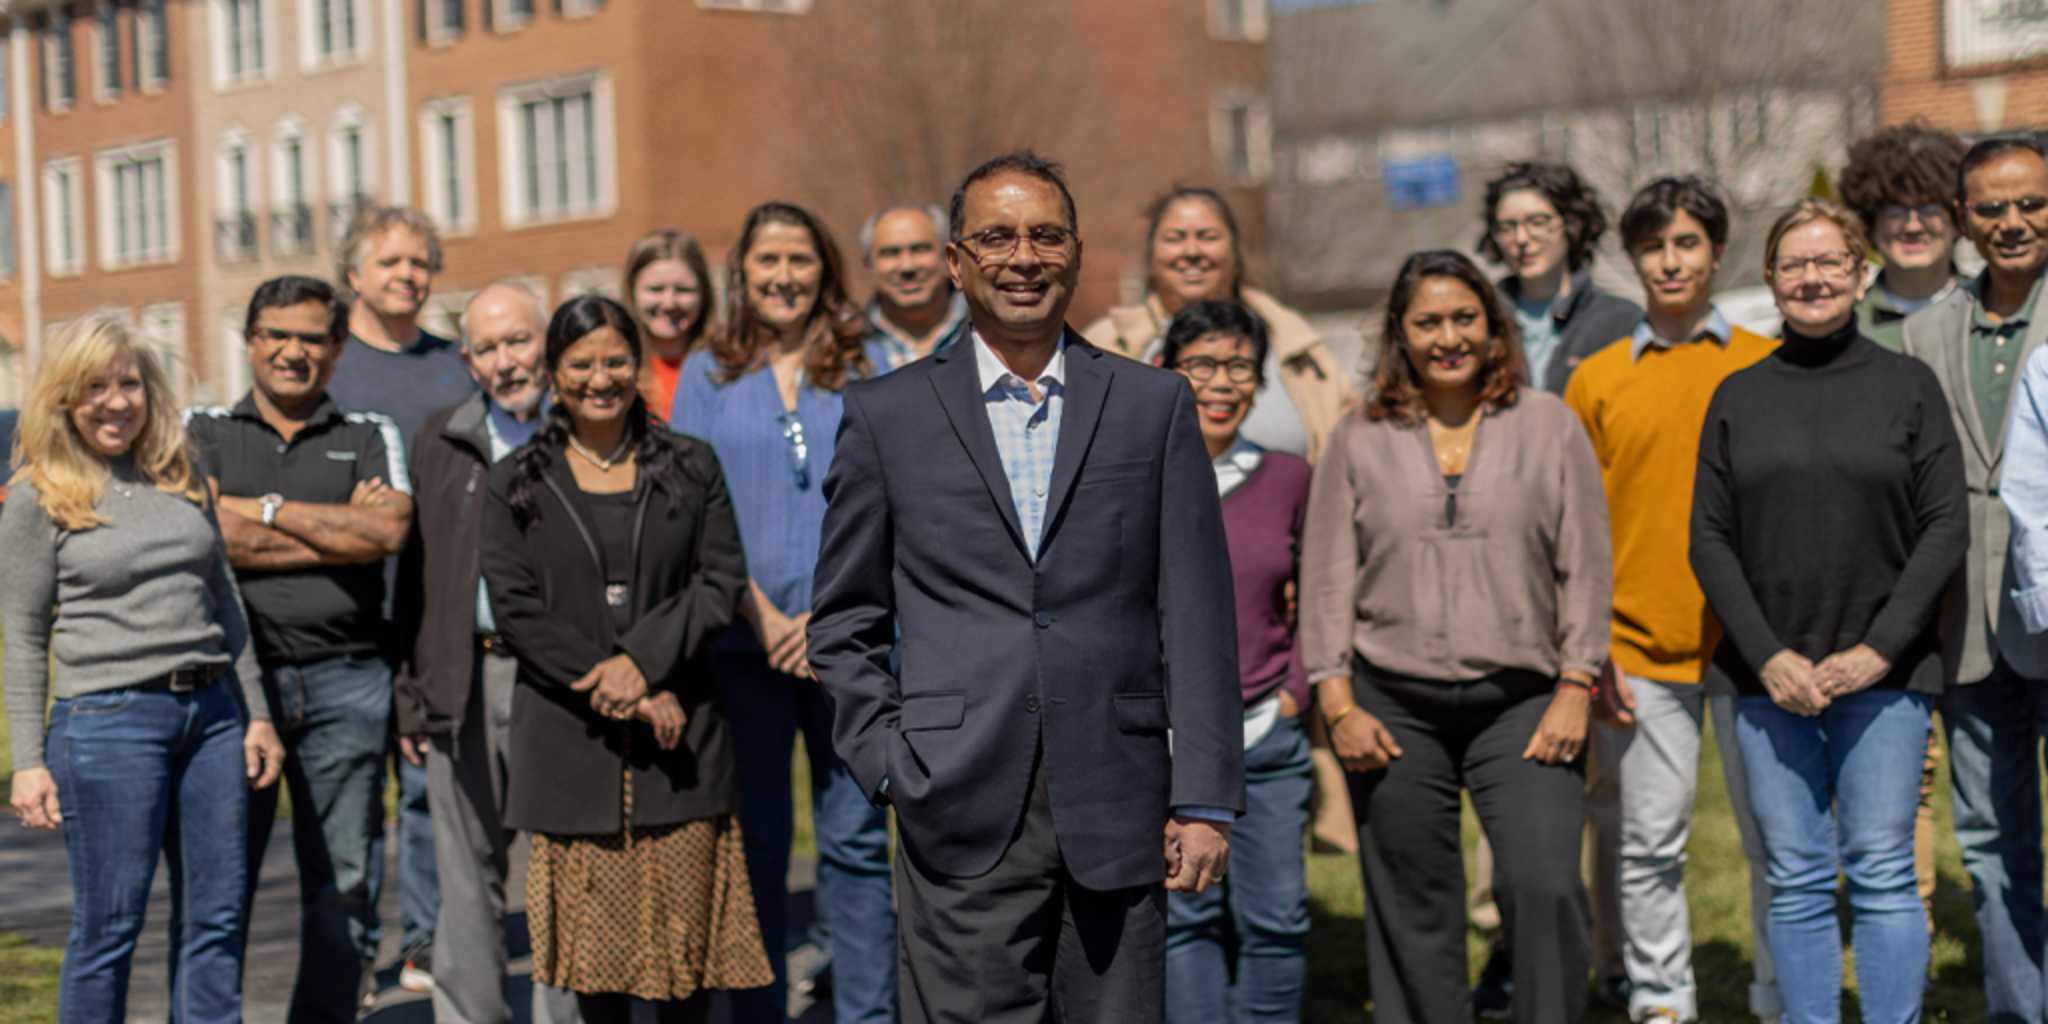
[1034,611,1053,628]
[1024,695,1041,713]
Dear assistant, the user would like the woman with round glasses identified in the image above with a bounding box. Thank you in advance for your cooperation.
[1691,199,1967,1024]
[670,201,896,1023]
[1155,300,1314,1023]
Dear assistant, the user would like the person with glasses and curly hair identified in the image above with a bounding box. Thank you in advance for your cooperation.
[4,318,284,1023]
[671,201,895,1024]
[1839,123,1969,352]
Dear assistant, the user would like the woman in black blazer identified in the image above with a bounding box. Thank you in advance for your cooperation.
[480,295,769,1023]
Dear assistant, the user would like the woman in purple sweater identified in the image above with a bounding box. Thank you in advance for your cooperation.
[1157,300,1313,1024]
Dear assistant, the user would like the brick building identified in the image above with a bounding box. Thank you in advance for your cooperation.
[0,0,1269,406]
[1881,0,2048,136]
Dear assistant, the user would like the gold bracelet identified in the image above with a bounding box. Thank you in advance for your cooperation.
[1325,704,1357,728]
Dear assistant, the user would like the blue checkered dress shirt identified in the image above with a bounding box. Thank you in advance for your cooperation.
[972,331,1067,559]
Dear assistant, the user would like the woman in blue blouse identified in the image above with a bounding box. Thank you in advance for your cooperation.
[672,201,894,1023]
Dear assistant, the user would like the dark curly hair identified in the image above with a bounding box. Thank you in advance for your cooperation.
[707,201,871,391]
[508,295,710,526]
[1620,176,1730,253]
[1367,251,1524,427]
[1476,161,1611,273]
[1838,122,1967,231]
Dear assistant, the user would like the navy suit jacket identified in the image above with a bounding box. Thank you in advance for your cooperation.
[810,331,1244,889]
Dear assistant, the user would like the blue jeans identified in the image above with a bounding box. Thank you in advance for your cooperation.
[1736,690,1931,1024]
[246,654,392,1024]
[366,749,439,958]
[1943,661,2048,1023]
[1166,711,1312,1024]
[47,680,252,1024]
[716,652,896,1024]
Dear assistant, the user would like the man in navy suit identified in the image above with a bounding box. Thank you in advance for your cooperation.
[810,151,1245,1021]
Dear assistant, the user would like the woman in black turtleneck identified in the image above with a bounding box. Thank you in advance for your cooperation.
[1689,198,1967,1024]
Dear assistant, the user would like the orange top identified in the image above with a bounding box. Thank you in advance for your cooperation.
[1563,326,1778,683]
[642,352,686,422]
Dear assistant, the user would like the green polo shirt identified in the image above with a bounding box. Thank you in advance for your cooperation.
[1857,275,1956,352]
[1967,271,2045,446]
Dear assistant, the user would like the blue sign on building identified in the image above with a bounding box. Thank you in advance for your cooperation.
[1383,154,1462,210]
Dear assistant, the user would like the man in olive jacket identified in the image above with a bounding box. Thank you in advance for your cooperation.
[392,283,579,1024]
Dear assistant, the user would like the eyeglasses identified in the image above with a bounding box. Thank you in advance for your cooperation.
[1771,251,1859,280]
[252,326,332,348]
[1490,212,1562,239]
[957,225,1075,263]
[777,411,810,491]
[1968,196,2048,221]
[1879,203,1949,227]
[1175,356,1259,384]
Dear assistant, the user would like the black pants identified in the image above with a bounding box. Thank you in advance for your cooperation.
[895,746,1166,1023]
[1348,664,1589,1024]
[570,992,709,1023]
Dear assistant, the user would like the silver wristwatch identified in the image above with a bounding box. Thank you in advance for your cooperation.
[260,493,285,527]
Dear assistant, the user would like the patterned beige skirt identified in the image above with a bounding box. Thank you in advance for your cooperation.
[527,812,773,1001]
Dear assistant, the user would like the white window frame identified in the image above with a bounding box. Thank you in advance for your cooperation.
[95,139,181,270]
[692,0,811,13]
[328,105,375,241]
[420,97,476,235]
[561,0,602,17]
[0,180,16,280]
[220,308,250,398]
[301,0,367,68]
[496,72,616,229]
[423,0,464,46]
[43,158,86,276]
[0,345,21,408]
[491,0,534,31]
[1208,0,1267,42]
[93,3,122,104]
[210,0,273,89]
[271,120,315,257]
[138,302,188,401]
[43,10,76,113]
[1209,90,1272,185]
[136,0,171,92]
[217,129,260,263]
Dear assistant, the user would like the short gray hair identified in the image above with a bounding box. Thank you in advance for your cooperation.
[335,206,445,300]
[857,203,948,264]
[459,280,546,346]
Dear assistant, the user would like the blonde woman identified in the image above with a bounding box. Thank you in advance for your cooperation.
[1,320,284,1024]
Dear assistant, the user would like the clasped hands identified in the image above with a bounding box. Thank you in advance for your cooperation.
[1164,816,1231,893]
[1759,644,1889,716]
[570,653,686,750]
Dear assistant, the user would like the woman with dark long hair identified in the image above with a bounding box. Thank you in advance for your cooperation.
[670,202,896,1023]
[1300,250,1612,1024]
[481,294,769,1022]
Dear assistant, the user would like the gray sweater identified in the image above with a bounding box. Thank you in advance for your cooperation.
[2,467,268,771]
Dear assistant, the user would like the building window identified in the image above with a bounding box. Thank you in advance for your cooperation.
[0,182,16,279]
[43,9,76,111]
[0,41,11,119]
[0,346,20,407]
[139,303,188,400]
[1727,92,1769,151]
[218,138,258,263]
[98,141,179,269]
[693,0,810,12]
[1631,107,1669,164]
[422,0,464,43]
[491,0,533,30]
[272,126,313,256]
[1209,92,1272,184]
[136,0,170,89]
[95,3,122,101]
[43,158,85,276]
[497,74,615,227]
[1209,0,1268,41]
[215,0,269,85]
[329,109,375,242]
[561,0,603,16]
[306,0,362,65]
[421,99,475,234]
[219,308,250,399]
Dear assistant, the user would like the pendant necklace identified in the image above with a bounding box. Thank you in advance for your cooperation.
[568,434,632,471]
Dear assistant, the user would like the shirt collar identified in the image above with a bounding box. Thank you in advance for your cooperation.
[868,291,967,343]
[1866,274,1958,318]
[1968,270,2046,332]
[232,389,342,429]
[972,329,1067,396]
[484,394,545,450]
[1630,307,1732,361]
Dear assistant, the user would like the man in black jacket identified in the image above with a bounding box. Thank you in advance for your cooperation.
[392,282,579,1024]
[811,152,1243,1021]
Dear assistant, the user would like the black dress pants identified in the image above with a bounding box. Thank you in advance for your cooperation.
[895,746,1166,1023]
[1347,664,1589,1024]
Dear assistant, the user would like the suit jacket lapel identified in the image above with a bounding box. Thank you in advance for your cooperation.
[1041,334,1110,551]
[929,341,1028,554]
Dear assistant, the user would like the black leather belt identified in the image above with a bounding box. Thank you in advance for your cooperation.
[478,633,505,655]
[137,664,225,694]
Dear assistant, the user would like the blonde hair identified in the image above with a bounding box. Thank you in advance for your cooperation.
[1762,198,1872,279]
[10,318,204,531]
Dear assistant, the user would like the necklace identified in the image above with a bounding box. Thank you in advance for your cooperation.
[568,434,632,471]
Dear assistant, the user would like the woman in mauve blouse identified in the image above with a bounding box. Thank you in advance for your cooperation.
[1299,250,1612,1024]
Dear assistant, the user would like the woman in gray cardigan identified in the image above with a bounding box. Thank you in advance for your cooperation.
[2,319,282,1024]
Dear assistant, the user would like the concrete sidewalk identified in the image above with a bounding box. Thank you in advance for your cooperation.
[0,818,830,1022]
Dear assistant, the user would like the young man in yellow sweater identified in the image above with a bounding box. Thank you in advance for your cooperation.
[1564,177,1779,1024]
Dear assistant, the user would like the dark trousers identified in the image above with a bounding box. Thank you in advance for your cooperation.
[1348,666,1588,1024]
[896,745,1166,1023]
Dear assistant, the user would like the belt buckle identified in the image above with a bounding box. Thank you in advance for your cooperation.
[168,668,197,693]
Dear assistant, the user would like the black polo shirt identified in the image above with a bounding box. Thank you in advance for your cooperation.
[184,393,410,666]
